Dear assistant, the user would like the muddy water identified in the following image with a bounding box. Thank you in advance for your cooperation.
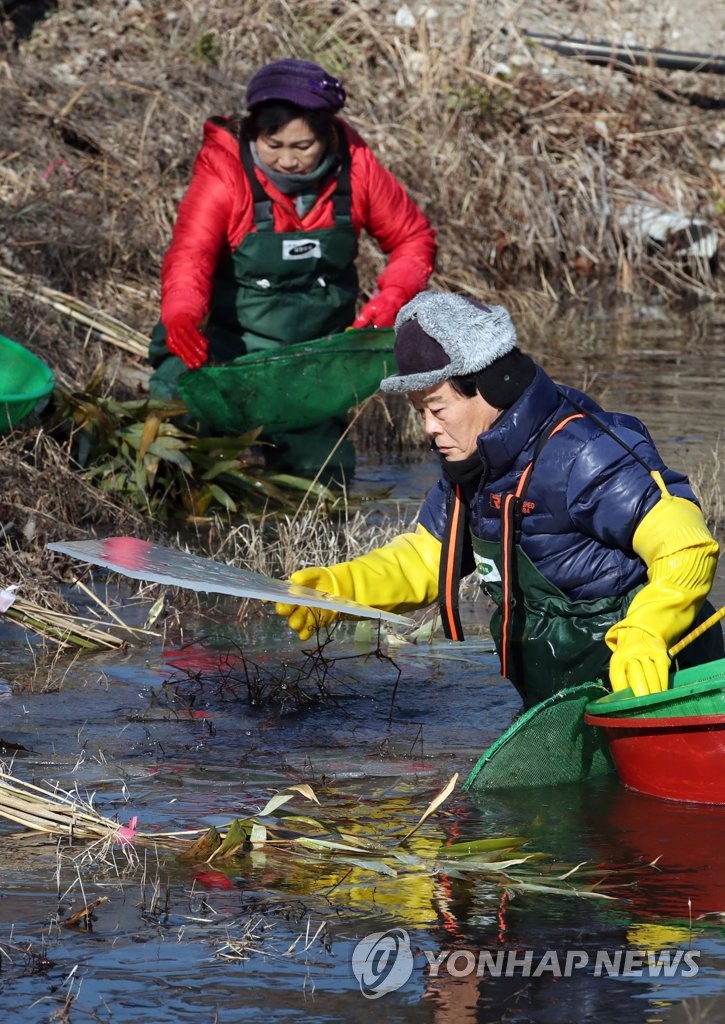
[1,309,724,1024]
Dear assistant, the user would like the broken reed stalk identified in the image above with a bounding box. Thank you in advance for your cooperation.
[0,770,189,846]
[3,597,155,650]
[0,266,148,357]
[0,772,122,838]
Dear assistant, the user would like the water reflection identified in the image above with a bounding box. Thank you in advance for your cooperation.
[0,309,724,1021]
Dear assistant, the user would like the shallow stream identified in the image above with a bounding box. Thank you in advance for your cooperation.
[1,307,724,1023]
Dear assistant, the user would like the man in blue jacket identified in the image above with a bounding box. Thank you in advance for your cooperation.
[276,291,721,706]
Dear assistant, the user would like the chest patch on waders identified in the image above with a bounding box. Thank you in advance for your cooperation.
[282,239,322,260]
[473,552,501,583]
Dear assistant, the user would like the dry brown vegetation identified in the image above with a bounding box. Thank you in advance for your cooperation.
[1,0,723,598]
[2,0,721,319]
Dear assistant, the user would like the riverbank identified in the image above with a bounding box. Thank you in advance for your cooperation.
[1,0,723,600]
[2,1,722,336]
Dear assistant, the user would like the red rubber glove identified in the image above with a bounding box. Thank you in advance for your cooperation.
[352,287,408,329]
[164,314,208,369]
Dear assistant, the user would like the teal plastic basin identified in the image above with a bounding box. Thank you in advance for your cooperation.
[585,657,725,719]
[0,335,55,433]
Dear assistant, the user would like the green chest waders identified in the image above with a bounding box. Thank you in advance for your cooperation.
[439,414,632,708]
[471,536,629,707]
[210,136,360,475]
[149,129,357,376]
[149,133,360,475]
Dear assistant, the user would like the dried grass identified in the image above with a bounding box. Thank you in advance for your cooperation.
[1,0,721,361]
[205,489,413,580]
[688,440,725,538]
[0,266,149,358]
[0,427,147,603]
[1,0,723,602]
[3,594,153,650]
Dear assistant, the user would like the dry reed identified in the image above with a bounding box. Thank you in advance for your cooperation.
[1,0,721,343]
[1,0,722,603]
[3,594,153,650]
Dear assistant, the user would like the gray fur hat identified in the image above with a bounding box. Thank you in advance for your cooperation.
[379,291,518,393]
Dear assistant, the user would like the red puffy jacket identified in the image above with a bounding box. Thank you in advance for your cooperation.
[160,117,436,327]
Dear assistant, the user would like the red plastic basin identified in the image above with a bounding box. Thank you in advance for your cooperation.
[584,712,725,804]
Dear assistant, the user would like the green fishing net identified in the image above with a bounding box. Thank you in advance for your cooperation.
[178,328,394,435]
[464,683,615,792]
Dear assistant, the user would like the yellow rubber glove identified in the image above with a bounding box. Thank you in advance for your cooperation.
[276,566,340,641]
[275,524,441,641]
[606,494,719,697]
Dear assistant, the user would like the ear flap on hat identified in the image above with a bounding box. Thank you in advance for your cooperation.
[475,349,536,408]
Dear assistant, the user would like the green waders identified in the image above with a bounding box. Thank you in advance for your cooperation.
[149,130,359,477]
[471,537,722,708]
[439,413,722,708]
[471,535,630,707]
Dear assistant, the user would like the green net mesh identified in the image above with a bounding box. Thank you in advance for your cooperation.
[464,683,615,792]
[177,328,395,436]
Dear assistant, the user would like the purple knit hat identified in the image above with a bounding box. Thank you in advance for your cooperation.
[245,59,346,112]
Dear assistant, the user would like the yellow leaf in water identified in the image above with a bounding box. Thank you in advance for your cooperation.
[399,773,459,844]
[285,784,320,804]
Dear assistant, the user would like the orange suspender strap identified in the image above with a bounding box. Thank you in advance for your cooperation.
[438,484,467,641]
[500,413,584,681]
[437,414,585,651]
[500,467,532,679]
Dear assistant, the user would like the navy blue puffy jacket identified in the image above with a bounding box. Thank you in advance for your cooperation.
[418,366,698,601]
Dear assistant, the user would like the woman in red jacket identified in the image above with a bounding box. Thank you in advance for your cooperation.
[149,58,436,474]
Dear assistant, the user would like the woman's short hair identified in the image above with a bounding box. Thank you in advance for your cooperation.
[241,101,335,143]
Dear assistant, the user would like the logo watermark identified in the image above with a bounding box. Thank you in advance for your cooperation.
[351,928,414,998]
[351,930,699,998]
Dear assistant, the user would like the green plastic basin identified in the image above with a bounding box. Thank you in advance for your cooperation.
[585,657,725,719]
[0,334,55,433]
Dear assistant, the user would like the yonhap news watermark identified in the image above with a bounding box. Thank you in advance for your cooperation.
[351,928,700,999]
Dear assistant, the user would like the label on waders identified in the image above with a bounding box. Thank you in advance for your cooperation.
[473,553,501,583]
[282,239,322,260]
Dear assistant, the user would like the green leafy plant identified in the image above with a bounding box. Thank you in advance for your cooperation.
[50,376,332,521]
